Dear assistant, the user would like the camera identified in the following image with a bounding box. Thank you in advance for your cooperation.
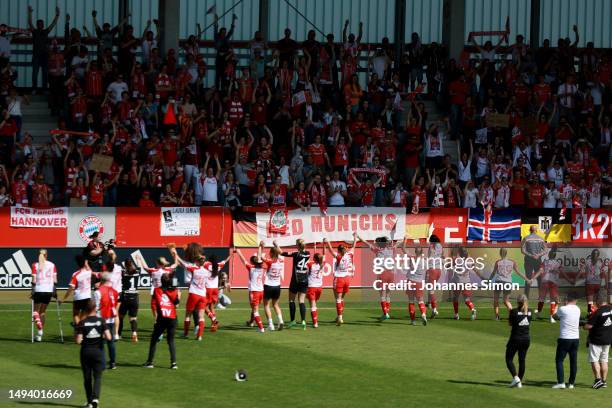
[104,239,116,250]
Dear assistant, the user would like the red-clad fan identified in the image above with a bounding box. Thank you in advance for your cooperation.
[292,181,311,211]
[324,233,357,326]
[31,249,57,342]
[235,249,266,333]
[94,273,119,369]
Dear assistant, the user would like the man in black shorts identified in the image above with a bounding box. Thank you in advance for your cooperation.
[118,257,140,342]
[282,239,311,329]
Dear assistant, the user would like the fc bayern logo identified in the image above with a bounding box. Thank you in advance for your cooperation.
[78,215,104,242]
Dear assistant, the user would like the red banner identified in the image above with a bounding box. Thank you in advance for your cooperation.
[572,209,612,243]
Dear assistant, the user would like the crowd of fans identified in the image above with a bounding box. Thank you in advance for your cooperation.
[0,6,611,211]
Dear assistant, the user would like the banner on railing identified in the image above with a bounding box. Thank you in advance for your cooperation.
[161,207,200,237]
[67,208,116,247]
[10,207,68,228]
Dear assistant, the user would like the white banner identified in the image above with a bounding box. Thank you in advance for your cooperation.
[67,208,116,247]
[10,207,68,228]
[160,207,200,236]
[255,207,406,247]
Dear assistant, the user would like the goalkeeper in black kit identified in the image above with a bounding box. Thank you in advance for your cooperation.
[282,239,311,329]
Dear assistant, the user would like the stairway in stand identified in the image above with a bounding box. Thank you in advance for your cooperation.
[21,94,58,149]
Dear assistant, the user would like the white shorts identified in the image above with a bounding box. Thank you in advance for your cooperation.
[588,344,610,363]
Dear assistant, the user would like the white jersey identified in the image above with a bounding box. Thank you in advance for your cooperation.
[185,265,209,297]
[451,258,473,284]
[541,258,562,284]
[375,247,394,271]
[110,264,122,294]
[148,267,173,289]
[584,259,603,284]
[463,188,479,208]
[408,256,427,282]
[204,261,225,289]
[494,258,515,283]
[333,252,354,277]
[247,264,264,292]
[307,262,324,288]
[263,258,284,286]
[32,261,56,293]
[69,268,93,301]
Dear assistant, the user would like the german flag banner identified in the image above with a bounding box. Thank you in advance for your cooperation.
[405,208,469,243]
[521,209,571,243]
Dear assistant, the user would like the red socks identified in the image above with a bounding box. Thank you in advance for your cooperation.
[33,312,43,330]
[465,300,474,311]
[207,311,216,322]
[430,295,437,309]
[380,301,390,314]
[409,303,416,320]
[550,302,557,316]
[537,301,544,313]
[311,309,318,325]
[183,320,190,337]
[453,301,459,314]
[336,300,345,316]
[418,301,426,315]
[254,314,263,330]
[197,320,205,337]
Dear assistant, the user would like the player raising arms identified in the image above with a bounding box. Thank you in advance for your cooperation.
[258,240,285,331]
[531,247,572,322]
[306,242,326,328]
[117,257,141,342]
[426,234,444,318]
[203,253,233,332]
[61,255,99,328]
[324,232,357,326]
[281,239,311,330]
[235,248,266,333]
[173,251,208,340]
[489,248,528,320]
[404,244,428,326]
[137,255,178,321]
[105,250,123,340]
[31,249,57,342]
[450,247,478,320]
[579,249,605,317]
[358,235,402,321]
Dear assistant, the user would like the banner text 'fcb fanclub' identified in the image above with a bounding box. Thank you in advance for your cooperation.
[10,207,68,228]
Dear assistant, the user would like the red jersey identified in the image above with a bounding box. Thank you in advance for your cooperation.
[85,70,104,97]
[152,287,179,319]
[527,183,544,208]
[271,185,287,207]
[89,180,104,206]
[31,184,50,208]
[334,144,349,166]
[308,144,326,166]
[293,190,308,206]
[533,83,551,104]
[12,180,28,206]
[510,179,527,206]
[96,285,118,320]
[361,184,375,206]
[412,186,428,208]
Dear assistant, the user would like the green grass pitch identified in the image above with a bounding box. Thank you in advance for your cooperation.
[0,290,609,408]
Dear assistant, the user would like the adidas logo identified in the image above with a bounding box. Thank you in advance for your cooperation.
[518,317,530,326]
[604,317,611,327]
[0,250,33,289]
[86,328,101,339]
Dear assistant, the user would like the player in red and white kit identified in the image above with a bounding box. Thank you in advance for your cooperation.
[579,249,605,317]
[61,255,99,327]
[426,235,444,318]
[358,235,402,320]
[203,253,233,333]
[450,247,478,320]
[235,249,266,333]
[31,249,57,342]
[138,255,178,320]
[404,244,428,326]
[531,248,571,323]
[306,243,327,328]
[105,250,123,340]
[489,248,527,320]
[324,232,357,326]
[174,252,208,340]
[259,241,285,331]
[94,273,119,369]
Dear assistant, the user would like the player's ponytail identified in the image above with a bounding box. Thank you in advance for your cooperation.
[38,249,47,270]
[517,294,528,314]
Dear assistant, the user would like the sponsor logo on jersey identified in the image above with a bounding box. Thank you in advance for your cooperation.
[78,215,105,243]
[0,250,33,289]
